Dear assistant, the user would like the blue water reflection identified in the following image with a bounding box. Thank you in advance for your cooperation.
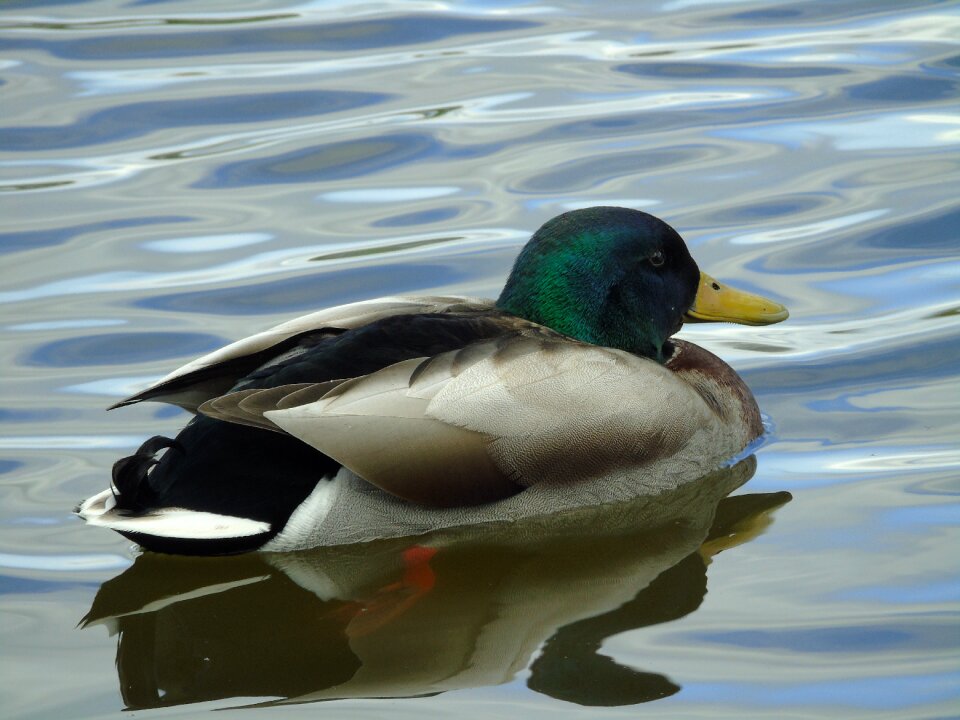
[846,74,958,103]
[0,216,191,255]
[136,262,470,314]
[1,91,388,152]
[691,623,953,653]
[197,132,442,187]
[684,672,958,711]
[617,61,847,79]
[6,16,538,60]
[372,206,460,227]
[0,460,24,475]
[26,332,222,367]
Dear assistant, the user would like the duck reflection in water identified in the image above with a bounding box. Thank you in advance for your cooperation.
[82,457,789,709]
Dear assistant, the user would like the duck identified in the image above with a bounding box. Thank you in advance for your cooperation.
[76,207,788,555]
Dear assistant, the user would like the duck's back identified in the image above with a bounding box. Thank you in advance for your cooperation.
[85,307,524,554]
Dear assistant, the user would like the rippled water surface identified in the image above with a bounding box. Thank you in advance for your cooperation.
[2,1,958,717]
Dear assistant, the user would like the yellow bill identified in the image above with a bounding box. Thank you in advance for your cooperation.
[685,272,788,326]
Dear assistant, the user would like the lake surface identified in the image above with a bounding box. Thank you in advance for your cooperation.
[2,1,958,717]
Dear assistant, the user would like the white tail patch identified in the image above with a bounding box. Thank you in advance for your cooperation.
[79,504,270,539]
[76,488,117,518]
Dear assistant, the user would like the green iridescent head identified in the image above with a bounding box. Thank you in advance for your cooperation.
[496,207,700,361]
[497,207,789,362]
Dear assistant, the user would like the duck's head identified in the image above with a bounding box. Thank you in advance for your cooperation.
[496,207,788,361]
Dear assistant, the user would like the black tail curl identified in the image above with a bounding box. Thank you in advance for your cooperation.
[111,436,183,513]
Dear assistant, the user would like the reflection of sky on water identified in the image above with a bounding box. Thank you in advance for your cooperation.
[843,579,960,604]
[1,90,389,151]
[3,16,538,60]
[142,232,272,253]
[683,673,958,710]
[716,112,960,150]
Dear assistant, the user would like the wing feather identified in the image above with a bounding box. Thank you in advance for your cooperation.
[425,340,708,482]
[198,381,345,432]
[260,335,712,504]
[110,295,492,411]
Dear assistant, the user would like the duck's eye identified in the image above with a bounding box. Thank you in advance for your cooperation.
[649,250,665,267]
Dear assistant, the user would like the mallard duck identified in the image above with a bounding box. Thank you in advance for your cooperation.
[76,207,787,555]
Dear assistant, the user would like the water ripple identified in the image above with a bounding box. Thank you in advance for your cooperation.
[1,89,388,152]
[0,552,130,572]
[4,15,539,61]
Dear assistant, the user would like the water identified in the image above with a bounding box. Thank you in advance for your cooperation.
[2,0,958,717]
